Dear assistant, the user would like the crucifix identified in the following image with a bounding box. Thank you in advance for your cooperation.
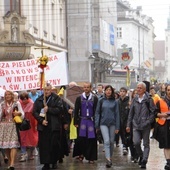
[34,39,50,56]
[35,39,50,121]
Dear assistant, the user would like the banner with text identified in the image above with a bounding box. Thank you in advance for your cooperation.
[0,52,68,91]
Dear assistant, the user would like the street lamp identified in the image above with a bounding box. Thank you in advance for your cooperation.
[88,55,96,85]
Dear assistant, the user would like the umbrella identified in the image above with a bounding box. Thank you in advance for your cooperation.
[63,86,84,108]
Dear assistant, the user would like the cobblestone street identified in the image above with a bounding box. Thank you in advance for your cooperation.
[0,138,165,170]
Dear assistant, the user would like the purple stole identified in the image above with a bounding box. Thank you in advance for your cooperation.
[79,93,95,138]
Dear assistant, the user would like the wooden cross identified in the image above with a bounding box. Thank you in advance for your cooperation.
[34,39,50,121]
[34,39,50,57]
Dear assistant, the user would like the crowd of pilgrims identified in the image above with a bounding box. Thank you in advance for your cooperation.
[0,81,168,170]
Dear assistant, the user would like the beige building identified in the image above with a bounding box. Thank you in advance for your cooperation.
[0,0,67,61]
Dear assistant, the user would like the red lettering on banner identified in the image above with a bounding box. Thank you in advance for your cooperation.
[27,68,33,73]
[34,67,39,72]
[48,56,53,61]
[0,69,5,76]
[16,70,20,74]
[14,75,38,82]
[0,52,68,91]
[0,85,7,90]
[6,77,12,83]
[11,70,15,74]
[5,70,10,75]
[0,70,11,76]
[53,55,58,60]
[21,69,26,74]
[48,79,60,85]
[48,55,58,61]
[28,82,39,89]
[12,60,36,68]
[9,84,20,91]
[46,66,50,71]
[1,69,36,75]
[0,62,10,68]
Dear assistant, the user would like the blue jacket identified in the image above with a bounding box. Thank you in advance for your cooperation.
[95,96,120,130]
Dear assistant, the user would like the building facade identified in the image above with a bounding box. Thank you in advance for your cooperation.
[0,0,67,61]
[67,0,118,87]
[114,0,155,89]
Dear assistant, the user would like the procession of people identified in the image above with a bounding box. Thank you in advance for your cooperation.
[0,81,170,170]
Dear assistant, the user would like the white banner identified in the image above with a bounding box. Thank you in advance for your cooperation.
[0,52,68,91]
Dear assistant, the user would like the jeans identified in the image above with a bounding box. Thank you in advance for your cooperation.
[21,146,27,154]
[21,146,35,155]
[100,125,116,159]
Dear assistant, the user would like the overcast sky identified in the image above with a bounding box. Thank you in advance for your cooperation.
[128,0,170,40]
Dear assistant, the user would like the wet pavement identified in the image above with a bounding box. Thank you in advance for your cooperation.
[0,138,166,170]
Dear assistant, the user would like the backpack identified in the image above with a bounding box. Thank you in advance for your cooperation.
[145,97,156,129]
[98,98,104,126]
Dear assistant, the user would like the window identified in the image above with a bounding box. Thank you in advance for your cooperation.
[4,0,21,15]
[117,27,122,38]
[166,46,168,53]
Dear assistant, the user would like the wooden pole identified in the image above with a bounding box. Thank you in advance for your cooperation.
[35,39,50,121]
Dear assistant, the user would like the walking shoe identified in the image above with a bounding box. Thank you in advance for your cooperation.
[42,164,50,170]
[106,159,112,168]
[19,153,27,162]
[4,157,8,164]
[123,148,128,155]
[134,158,138,163]
[28,148,35,160]
[32,148,38,156]
[165,163,170,170]
[51,163,57,169]
[89,160,94,164]
[138,157,143,166]
[140,160,147,169]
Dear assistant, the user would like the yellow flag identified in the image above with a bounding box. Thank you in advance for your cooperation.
[58,87,64,96]
[126,69,130,87]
